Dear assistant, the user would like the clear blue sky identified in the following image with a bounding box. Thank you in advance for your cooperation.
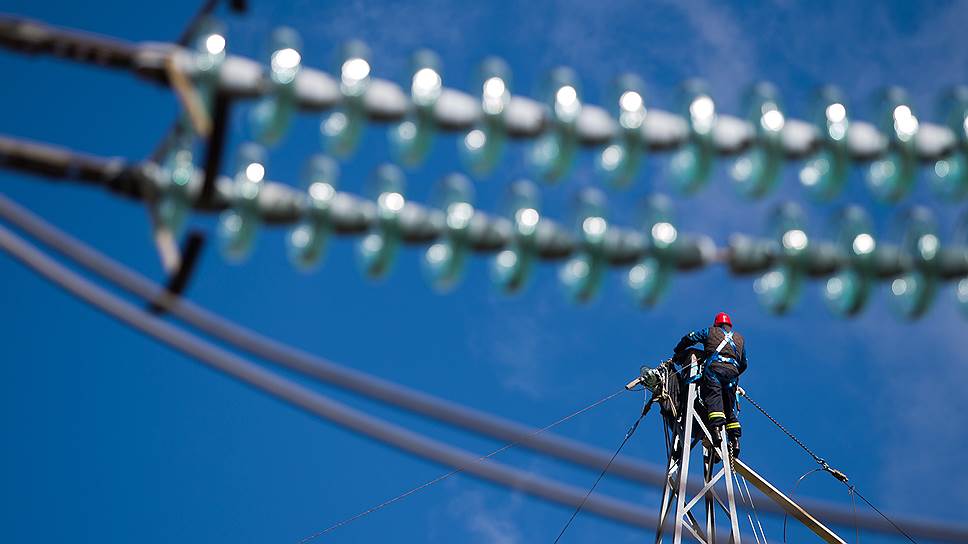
[1,1,966,542]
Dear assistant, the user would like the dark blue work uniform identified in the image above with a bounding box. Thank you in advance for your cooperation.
[674,325,748,439]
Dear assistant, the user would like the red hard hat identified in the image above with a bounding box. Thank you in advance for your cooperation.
[714,312,732,327]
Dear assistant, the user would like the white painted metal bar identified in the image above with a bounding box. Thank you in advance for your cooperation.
[673,364,700,544]
[733,458,847,544]
[684,466,727,513]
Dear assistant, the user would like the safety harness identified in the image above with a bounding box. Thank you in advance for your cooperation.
[711,330,743,418]
[685,328,740,384]
[708,330,740,369]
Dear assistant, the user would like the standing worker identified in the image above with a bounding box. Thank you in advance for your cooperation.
[673,312,748,457]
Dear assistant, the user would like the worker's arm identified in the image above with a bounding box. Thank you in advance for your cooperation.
[737,346,749,374]
[674,328,708,354]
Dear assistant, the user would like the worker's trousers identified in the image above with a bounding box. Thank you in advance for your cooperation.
[701,362,741,439]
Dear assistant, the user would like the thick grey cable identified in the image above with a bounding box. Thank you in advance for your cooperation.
[749,392,920,544]
[0,194,680,487]
[1,193,965,542]
[552,414,644,544]
[847,487,919,544]
[299,389,625,543]
[0,223,690,538]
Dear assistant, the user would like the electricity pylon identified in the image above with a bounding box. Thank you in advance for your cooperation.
[645,351,845,543]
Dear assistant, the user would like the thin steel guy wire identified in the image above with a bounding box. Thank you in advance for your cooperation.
[0,223,707,539]
[0,194,961,542]
[299,390,625,543]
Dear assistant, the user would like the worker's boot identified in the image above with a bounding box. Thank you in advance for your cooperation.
[728,436,740,459]
[708,425,725,463]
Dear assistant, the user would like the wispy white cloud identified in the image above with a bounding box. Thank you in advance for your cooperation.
[864,300,968,516]
[446,489,525,544]
[465,288,569,400]
[795,291,968,516]
[231,0,968,521]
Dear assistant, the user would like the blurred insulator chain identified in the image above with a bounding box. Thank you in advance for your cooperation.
[2,16,967,202]
[3,134,967,320]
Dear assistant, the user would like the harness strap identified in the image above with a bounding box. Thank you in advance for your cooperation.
[714,331,732,354]
[708,330,740,368]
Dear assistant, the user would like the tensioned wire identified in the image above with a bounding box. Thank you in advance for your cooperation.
[742,391,919,544]
[0,193,959,542]
[0,223,699,538]
[298,390,625,542]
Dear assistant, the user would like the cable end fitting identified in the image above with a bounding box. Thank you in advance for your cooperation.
[830,468,849,483]
[824,463,849,483]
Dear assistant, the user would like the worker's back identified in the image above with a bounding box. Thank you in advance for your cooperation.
[702,325,745,368]
[672,312,746,455]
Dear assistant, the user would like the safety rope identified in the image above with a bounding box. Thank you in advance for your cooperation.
[552,403,649,543]
[654,360,679,419]
[740,391,848,483]
[298,388,627,543]
[742,391,920,544]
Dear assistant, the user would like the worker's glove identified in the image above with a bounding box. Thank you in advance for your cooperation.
[736,386,746,397]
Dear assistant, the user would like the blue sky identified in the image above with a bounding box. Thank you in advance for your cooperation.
[1,0,967,542]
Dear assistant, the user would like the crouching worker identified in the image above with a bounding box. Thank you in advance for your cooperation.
[673,312,748,457]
